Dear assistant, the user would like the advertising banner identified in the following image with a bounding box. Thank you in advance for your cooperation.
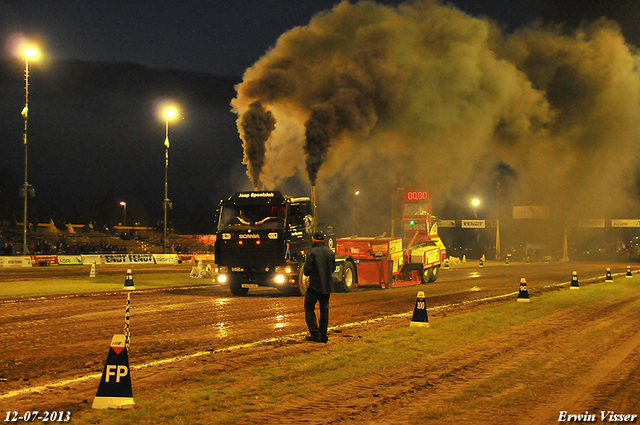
[438,220,456,227]
[194,253,216,263]
[611,219,640,228]
[58,255,84,266]
[513,206,550,219]
[461,220,485,229]
[579,219,606,228]
[153,254,179,265]
[82,255,102,265]
[178,254,195,264]
[31,255,59,266]
[0,256,32,267]
[100,254,155,265]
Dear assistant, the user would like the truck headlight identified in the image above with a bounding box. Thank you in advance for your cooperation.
[274,274,286,284]
[217,274,228,284]
[275,266,292,274]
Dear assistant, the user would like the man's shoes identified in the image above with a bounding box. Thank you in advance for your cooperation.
[320,335,328,343]
[304,335,323,343]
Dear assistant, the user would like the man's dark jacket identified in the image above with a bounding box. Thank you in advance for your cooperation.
[304,241,336,294]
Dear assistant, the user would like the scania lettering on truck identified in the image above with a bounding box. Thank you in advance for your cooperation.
[214,191,357,296]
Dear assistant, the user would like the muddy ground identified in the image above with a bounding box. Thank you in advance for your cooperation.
[1,261,638,423]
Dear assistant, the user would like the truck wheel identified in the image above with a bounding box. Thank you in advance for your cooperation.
[422,267,432,283]
[341,261,356,292]
[230,281,249,296]
[428,265,440,283]
[298,267,309,296]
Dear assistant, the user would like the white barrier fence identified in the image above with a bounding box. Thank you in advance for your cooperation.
[0,253,184,267]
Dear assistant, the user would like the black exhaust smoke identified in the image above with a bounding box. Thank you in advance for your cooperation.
[239,101,276,189]
[232,0,640,226]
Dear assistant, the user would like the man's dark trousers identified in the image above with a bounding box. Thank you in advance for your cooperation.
[305,287,330,342]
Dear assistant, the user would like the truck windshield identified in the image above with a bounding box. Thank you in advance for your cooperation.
[404,202,430,216]
[218,205,286,230]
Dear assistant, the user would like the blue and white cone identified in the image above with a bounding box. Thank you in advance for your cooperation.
[92,334,135,409]
[517,278,530,302]
[479,258,484,268]
[410,291,429,327]
[570,271,580,290]
[443,258,449,270]
[124,269,135,290]
[605,268,613,283]
[505,256,510,266]
[626,266,632,278]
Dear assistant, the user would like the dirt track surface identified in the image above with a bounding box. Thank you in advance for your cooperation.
[1,261,639,423]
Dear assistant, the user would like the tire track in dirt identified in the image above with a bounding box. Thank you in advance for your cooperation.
[235,294,640,425]
[522,322,640,423]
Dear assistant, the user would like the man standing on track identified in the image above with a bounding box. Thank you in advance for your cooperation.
[303,231,335,343]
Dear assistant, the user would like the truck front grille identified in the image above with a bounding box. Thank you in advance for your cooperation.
[216,240,285,270]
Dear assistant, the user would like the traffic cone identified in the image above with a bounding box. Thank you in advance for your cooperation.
[90,262,96,278]
[505,256,510,266]
[443,258,449,270]
[479,258,484,267]
[517,278,530,302]
[626,266,632,278]
[462,255,466,263]
[570,271,580,290]
[605,268,613,283]
[410,291,429,327]
[92,334,135,409]
[124,269,135,290]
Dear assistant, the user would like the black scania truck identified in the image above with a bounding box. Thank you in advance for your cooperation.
[214,191,356,296]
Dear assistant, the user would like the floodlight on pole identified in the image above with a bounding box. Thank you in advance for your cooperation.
[352,190,360,235]
[120,201,127,226]
[163,107,177,254]
[22,46,38,255]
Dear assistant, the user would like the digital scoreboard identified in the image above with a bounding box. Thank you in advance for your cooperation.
[404,191,428,201]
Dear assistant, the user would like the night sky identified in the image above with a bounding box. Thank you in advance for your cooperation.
[1,0,546,76]
[1,0,639,235]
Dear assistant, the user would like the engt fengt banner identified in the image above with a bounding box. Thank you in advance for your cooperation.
[100,254,155,264]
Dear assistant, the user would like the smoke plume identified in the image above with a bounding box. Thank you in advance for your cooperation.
[232,0,640,235]
[238,101,276,189]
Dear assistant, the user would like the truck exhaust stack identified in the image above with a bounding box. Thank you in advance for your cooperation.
[311,185,317,230]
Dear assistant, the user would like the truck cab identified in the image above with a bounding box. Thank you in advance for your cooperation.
[214,191,355,295]
[400,190,447,282]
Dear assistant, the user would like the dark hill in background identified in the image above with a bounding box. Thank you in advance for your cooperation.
[0,59,244,233]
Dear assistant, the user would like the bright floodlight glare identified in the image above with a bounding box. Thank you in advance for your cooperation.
[24,47,38,58]
[165,108,176,119]
[472,198,480,207]
[120,201,126,206]
[355,190,360,196]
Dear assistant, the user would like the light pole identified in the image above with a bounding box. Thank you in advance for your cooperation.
[163,108,176,254]
[471,198,480,243]
[352,190,360,235]
[495,181,501,260]
[22,46,37,255]
[120,201,127,226]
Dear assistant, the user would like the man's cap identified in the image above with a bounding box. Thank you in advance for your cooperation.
[312,231,325,241]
